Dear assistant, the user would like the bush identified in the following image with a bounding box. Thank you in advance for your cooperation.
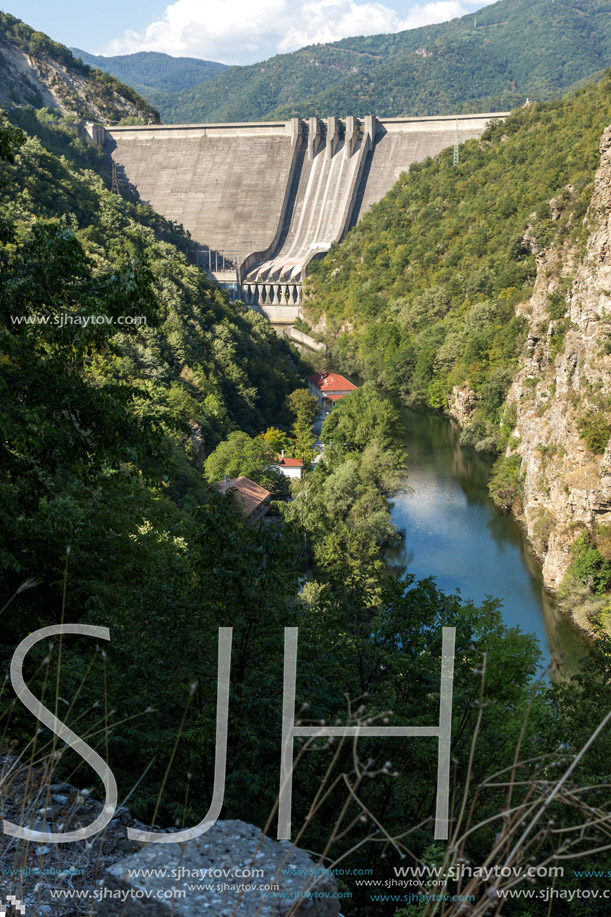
[568,532,611,595]
[579,411,611,454]
[547,289,568,320]
[489,454,523,510]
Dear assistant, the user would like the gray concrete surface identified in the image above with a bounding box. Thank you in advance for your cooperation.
[105,113,506,317]
[107,122,299,259]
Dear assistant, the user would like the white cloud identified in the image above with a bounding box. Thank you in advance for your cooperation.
[104,0,484,65]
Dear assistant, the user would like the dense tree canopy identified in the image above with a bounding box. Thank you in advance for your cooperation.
[304,75,611,453]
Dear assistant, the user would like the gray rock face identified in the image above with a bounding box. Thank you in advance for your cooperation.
[449,384,477,426]
[100,819,340,916]
[502,125,611,627]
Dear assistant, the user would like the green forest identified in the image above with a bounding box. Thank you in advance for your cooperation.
[71,49,228,98]
[304,75,611,449]
[2,93,611,913]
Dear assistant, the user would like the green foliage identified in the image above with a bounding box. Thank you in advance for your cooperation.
[568,532,611,596]
[287,388,319,465]
[204,430,286,495]
[287,388,319,427]
[0,114,24,163]
[489,454,523,510]
[549,317,574,358]
[144,0,611,123]
[322,382,404,458]
[261,426,291,454]
[304,75,611,447]
[0,107,304,580]
[284,385,406,591]
[578,410,611,453]
[547,289,568,320]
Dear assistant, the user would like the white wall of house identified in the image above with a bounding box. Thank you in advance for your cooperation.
[274,463,303,479]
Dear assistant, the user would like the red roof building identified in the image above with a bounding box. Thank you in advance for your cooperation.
[275,453,304,479]
[307,372,357,410]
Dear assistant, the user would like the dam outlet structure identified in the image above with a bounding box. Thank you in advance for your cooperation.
[91,112,508,321]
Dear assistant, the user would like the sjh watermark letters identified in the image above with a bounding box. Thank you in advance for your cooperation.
[5,624,455,845]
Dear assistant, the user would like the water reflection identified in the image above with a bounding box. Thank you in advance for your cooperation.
[390,407,589,679]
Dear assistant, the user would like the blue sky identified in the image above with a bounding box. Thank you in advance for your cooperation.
[4,0,493,65]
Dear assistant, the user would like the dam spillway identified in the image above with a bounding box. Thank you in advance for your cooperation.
[100,112,507,320]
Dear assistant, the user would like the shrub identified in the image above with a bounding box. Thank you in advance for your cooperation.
[568,532,611,595]
[547,289,568,320]
[489,454,523,510]
[578,411,611,454]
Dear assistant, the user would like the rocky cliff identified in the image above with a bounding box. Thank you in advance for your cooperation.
[0,12,159,124]
[503,125,611,632]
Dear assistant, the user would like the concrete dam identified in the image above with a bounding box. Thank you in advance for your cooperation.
[101,112,507,320]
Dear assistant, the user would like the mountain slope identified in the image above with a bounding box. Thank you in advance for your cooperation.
[301,72,611,631]
[149,0,611,123]
[0,13,159,123]
[71,49,227,97]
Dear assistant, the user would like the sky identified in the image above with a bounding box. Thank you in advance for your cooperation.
[6,0,494,65]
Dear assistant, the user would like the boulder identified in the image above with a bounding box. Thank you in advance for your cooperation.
[100,819,340,916]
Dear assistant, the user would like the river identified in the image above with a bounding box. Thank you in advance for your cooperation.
[390,407,589,678]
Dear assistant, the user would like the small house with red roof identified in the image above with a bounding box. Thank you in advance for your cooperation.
[307,372,357,413]
[216,476,271,521]
[274,452,304,480]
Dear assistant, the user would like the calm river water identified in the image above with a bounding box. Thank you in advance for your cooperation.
[390,408,589,678]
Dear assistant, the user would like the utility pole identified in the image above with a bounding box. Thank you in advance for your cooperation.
[453,119,460,167]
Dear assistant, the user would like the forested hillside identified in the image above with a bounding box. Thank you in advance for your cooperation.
[71,48,227,97]
[303,77,611,441]
[143,0,611,123]
[0,103,304,580]
[0,12,159,123]
[302,72,611,632]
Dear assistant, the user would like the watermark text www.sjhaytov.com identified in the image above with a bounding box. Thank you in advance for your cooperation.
[10,314,147,329]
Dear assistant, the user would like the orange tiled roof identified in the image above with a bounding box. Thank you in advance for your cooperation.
[217,476,271,516]
[307,372,357,393]
[277,455,304,467]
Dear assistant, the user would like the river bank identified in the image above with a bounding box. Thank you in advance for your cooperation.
[389,407,589,678]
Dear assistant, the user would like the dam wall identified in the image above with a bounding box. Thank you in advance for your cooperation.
[104,112,507,318]
[244,116,373,288]
[352,114,501,223]
[106,120,301,262]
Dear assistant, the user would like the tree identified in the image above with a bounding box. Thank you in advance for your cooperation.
[260,426,290,455]
[0,114,24,163]
[204,430,286,496]
[287,388,319,466]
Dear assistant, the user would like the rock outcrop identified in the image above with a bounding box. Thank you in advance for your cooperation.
[0,756,339,917]
[0,13,159,124]
[449,384,478,426]
[100,819,340,916]
[502,125,611,628]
